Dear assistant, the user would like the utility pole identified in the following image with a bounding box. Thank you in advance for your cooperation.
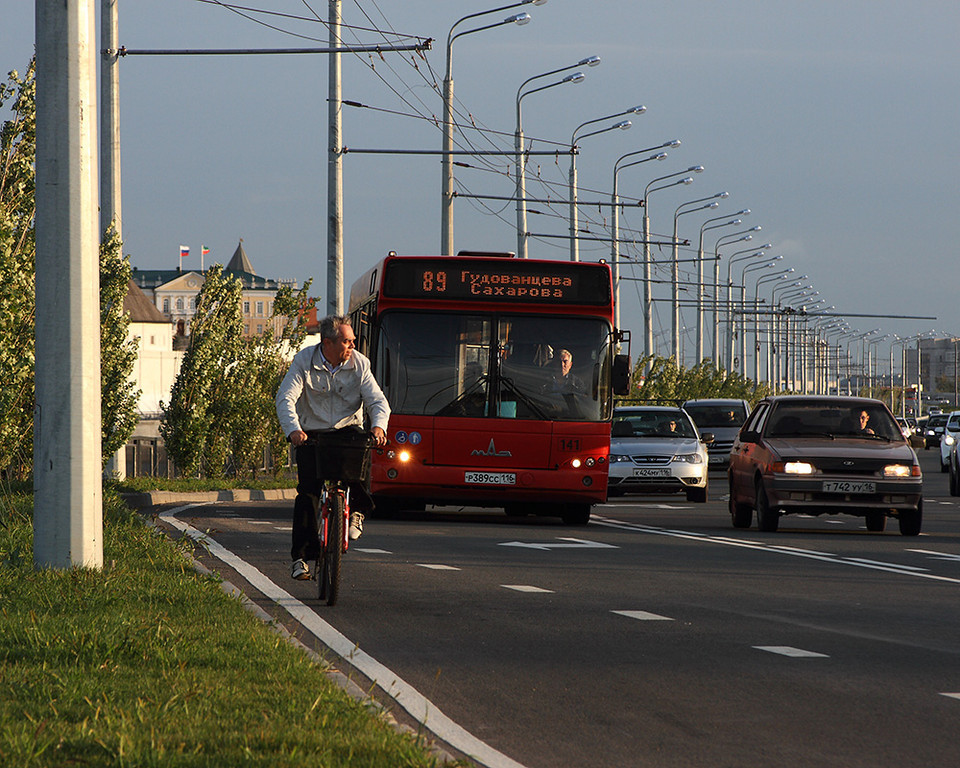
[327,0,343,315]
[101,0,125,481]
[34,0,103,569]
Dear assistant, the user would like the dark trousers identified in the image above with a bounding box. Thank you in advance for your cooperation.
[290,442,374,561]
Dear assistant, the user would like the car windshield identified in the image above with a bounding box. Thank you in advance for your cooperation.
[765,403,903,440]
[684,404,747,428]
[612,410,697,439]
[927,416,947,429]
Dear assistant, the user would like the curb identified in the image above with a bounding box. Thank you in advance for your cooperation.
[122,488,298,508]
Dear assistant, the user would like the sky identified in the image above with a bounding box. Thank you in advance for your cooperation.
[5,1,960,368]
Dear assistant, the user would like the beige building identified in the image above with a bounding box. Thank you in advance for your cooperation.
[131,241,298,344]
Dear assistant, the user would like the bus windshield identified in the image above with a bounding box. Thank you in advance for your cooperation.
[375,311,613,422]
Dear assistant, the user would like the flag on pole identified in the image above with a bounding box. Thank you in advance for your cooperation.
[201,245,210,257]
[179,245,190,259]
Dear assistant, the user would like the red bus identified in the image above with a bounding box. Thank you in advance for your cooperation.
[348,251,629,525]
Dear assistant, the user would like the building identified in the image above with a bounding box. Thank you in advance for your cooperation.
[131,240,299,344]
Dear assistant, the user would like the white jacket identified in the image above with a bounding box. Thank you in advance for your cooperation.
[275,344,390,437]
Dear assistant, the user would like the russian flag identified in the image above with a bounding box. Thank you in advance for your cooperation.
[179,245,190,259]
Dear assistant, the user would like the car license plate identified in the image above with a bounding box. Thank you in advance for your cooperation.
[633,468,670,478]
[822,481,876,494]
[465,471,516,485]
[709,455,725,464]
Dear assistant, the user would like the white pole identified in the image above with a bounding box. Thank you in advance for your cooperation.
[327,0,343,314]
[34,0,103,569]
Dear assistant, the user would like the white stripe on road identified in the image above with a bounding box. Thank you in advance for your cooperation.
[160,505,528,768]
[418,563,461,571]
[591,515,960,585]
[753,646,829,658]
[941,693,960,700]
[501,585,554,593]
[612,610,674,621]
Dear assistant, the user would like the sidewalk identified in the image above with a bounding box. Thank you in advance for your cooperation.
[122,487,297,508]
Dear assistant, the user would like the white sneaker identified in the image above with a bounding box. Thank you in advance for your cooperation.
[291,559,311,580]
[349,512,364,541]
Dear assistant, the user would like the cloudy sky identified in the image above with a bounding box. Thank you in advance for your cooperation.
[5,1,959,364]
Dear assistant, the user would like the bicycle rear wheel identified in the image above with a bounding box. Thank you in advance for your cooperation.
[318,492,344,606]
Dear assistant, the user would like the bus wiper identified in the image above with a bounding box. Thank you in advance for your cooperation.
[499,376,549,420]
[434,377,488,417]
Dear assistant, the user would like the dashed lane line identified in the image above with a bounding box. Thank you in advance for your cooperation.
[754,646,829,659]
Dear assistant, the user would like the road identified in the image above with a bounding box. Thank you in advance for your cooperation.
[159,448,960,768]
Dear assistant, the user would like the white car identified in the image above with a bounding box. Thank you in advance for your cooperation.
[607,406,712,502]
[939,410,960,472]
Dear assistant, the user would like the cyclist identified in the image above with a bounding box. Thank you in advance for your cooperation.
[276,314,390,581]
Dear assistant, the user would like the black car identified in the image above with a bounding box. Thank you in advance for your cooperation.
[923,414,948,448]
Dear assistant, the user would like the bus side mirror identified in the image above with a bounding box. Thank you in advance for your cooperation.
[613,354,631,396]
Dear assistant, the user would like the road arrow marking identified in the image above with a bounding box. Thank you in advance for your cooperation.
[499,537,619,551]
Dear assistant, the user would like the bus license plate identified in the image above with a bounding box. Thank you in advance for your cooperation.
[465,471,516,485]
[822,481,875,494]
[633,468,670,478]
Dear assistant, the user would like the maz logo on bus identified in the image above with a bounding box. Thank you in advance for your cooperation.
[471,439,512,457]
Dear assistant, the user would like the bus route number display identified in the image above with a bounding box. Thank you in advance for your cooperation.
[383,258,610,305]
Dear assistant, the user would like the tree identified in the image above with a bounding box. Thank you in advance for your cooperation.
[160,264,244,477]
[100,224,140,466]
[0,62,36,478]
[160,266,316,479]
[626,355,772,406]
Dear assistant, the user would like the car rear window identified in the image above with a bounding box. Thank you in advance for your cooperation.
[684,404,747,428]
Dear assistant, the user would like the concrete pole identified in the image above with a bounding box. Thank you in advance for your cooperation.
[327,0,343,314]
[101,0,125,481]
[34,0,103,569]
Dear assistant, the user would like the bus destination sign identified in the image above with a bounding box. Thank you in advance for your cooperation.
[383,258,611,305]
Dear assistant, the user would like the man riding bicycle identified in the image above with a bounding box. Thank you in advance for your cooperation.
[276,315,390,581]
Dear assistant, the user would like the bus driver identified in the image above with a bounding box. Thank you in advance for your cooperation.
[276,315,390,581]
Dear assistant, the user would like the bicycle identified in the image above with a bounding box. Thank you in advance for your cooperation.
[302,429,375,606]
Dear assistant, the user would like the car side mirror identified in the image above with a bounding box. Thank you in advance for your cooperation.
[612,354,631,396]
[739,430,759,444]
[700,432,715,444]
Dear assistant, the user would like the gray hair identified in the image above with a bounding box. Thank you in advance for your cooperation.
[319,314,351,342]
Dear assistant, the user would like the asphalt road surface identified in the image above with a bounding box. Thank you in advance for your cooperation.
[159,448,960,768]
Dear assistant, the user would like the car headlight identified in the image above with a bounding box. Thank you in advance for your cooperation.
[609,453,632,463]
[883,464,912,478]
[945,435,956,446]
[783,461,815,474]
[672,452,703,464]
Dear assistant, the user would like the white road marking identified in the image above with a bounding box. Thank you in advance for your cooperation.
[941,693,960,700]
[612,610,674,621]
[274,526,292,531]
[846,557,928,572]
[159,505,529,768]
[499,537,618,551]
[907,549,960,563]
[418,563,461,571]
[591,515,960,585]
[501,585,554,593]
[753,646,829,658]
[249,520,273,525]
[355,548,391,554]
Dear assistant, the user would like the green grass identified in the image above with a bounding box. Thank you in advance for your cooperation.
[0,488,464,767]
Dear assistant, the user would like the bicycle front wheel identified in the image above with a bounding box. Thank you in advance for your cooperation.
[318,492,344,606]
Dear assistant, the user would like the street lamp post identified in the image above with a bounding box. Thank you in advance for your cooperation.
[609,142,676,335]
[515,56,598,258]
[640,167,702,359]
[696,210,748,363]
[714,227,762,367]
[727,247,773,373]
[740,258,781,379]
[754,270,793,386]
[671,194,724,365]
[568,106,644,261]
[442,2,540,256]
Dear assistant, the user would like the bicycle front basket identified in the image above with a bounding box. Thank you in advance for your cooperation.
[314,429,371,483]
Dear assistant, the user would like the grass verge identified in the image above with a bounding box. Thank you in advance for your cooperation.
[0,487,464,767]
